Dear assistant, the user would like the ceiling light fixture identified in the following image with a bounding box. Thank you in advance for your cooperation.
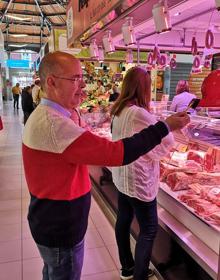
[125,49,133,64]
[8,44,28,48]
[102,30,115,54]
[122,17,136,46]
[152,0,172,33]
[89,39,99,59]
[6,14,31,21]
[98,46,104,62]
[10,34,29,38]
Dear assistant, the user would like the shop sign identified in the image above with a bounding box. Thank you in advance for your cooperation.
[191,56,202,74]
[7,59,30,69]
[67,0,121,47]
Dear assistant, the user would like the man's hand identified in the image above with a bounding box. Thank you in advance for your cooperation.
[165,112,190,132]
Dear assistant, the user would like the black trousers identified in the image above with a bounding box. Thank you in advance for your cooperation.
[115,191,158,280]
[13,94,19,109]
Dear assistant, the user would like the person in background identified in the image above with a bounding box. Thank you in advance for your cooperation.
[12,83,21,109]
[32,79,42,108]
[170,80,196,113]
[111,67,175,280]
[95,80,105,96]
[70,85,88,128]
[22,51,189,280]
[105,84,113,98]
[109,84,120,102]
[21,86,34,125]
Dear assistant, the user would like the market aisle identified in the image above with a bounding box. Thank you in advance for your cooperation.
[0,102,158,280]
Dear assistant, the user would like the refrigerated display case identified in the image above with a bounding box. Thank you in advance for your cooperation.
[156,112,220,280]
[85,111,220,280]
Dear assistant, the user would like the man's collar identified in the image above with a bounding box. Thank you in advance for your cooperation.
[41,98,71,118]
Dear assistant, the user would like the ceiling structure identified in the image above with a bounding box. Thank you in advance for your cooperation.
[0,0,67,53]
[1,0,219,55]
[82,0,220,54]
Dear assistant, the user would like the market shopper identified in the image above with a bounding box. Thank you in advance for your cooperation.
[111,67,175,280]
[12,83,21,109]
[170,80,196,113]
[32,79,42,108]
[21,86,34,125]
[95,79,105,96]
[22,51,190,280]
[70,84,88,128]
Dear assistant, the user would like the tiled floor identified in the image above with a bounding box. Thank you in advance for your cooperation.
[0,102,158,280]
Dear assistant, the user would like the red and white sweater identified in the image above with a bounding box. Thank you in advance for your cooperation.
[22,103,168,247]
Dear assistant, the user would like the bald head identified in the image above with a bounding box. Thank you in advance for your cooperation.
[39,51,80,91]
[38,51,84,110]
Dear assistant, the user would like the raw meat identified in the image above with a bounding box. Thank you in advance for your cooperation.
[183,160,203,173]
[204,153,215,172]
[166,172,191,191]
[160,162,183,181]
[187,150,205,165]
[189,183,203,194]
[166,172,220,191]
[186,198,213,215]
[194,172,220,185]
[179,192,220,216]
[200,186,220,206]
[178,192,200,203]
[205,211,220,225]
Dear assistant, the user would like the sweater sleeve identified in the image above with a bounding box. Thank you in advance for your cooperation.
[62,121,169,166]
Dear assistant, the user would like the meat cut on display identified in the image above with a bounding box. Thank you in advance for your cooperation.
[161,150,220,227]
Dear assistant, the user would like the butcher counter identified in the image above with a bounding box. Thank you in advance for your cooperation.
[84,111,220,280]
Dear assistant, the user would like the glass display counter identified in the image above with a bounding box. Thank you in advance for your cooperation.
[84,111,220,280]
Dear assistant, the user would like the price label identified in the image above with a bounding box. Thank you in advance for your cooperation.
[177,144,188,153]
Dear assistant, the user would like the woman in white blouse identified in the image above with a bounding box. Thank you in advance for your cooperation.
[170,80,196,113]
[111,67,174,280]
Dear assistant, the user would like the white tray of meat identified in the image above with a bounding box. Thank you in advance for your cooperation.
[160,183,220,231]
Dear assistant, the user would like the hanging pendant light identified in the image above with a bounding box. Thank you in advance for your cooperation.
[89,39,99,59]
[122,17,136,46]
[152,0,171,33]
[102,30,115,54]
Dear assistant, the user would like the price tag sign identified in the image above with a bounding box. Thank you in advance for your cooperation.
[176,144,188,153]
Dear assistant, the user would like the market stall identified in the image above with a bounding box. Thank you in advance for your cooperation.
[67,0,220,279]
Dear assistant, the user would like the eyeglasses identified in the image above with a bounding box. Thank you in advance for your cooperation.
[52,74,84,83]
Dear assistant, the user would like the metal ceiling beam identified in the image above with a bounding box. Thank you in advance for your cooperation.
[3,10,66,16]
[49,0,66,24]
[52,0,66,9]
[5,38,47,44]
[1,19,66,27]
[1,0,61,6]
[5,41,41,46]
[33,0,51,33]
[3,31,47,37]
[6,44,41,52]
[0,0,14,23]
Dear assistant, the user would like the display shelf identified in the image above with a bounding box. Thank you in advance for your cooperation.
[157,204,218,280]
[160,183,220,235]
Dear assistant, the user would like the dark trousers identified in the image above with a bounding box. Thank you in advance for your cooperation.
[13,94,19,109]
[115,191,158,280]
[23,112,30,125]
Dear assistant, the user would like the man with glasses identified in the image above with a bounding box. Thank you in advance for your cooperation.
[22,51,190,280]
